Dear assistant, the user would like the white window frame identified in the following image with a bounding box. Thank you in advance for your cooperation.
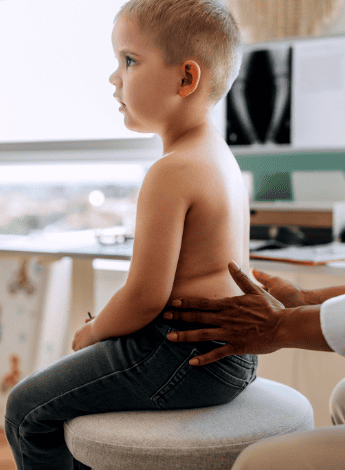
[0,135,163,165]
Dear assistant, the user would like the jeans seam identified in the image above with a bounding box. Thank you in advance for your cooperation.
[5,416,25,470]
[17,331,166,429]
[151,323,173,339]
[207,355,257,370]
[4,416,18,428]
[200,356,258,388]
[246,363,258,386]
[203,364,247,388]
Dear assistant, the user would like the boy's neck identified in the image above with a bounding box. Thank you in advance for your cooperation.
[162,118,215,156]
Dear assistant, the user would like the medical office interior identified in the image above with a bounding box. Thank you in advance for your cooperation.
[1,0,345,467]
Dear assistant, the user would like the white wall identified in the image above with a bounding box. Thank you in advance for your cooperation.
[93,261,129,313]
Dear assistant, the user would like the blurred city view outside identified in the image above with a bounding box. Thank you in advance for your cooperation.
[0,162,151,238]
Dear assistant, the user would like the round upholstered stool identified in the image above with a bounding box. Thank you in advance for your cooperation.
[64,377,314,470]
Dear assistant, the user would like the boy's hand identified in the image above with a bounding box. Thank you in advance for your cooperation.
[85,315,95,323]
[72,321,98,352]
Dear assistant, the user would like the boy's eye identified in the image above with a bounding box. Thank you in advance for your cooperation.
[125,55,135,68]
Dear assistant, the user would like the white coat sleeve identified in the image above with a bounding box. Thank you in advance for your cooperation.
[320,294,345,357]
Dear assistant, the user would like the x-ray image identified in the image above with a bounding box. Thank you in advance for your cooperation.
[226,47,293,147]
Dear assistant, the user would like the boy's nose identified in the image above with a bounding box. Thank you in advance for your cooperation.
[109,72,116,85]
[109,69,121,85]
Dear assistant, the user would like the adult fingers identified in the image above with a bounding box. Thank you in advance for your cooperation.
[163,310,228,325]
[169,296,225,310]
[167,327,227,343]
[228,261,263,295]
[252,269,274,290]
[189,344,235,366]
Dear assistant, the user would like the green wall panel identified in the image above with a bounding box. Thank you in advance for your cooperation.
[235,151,345,201]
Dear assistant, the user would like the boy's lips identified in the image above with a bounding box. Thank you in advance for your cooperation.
[114,95,125,106]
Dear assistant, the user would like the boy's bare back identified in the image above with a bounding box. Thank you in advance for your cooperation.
[166,125,250,304]
[130,122,250,310]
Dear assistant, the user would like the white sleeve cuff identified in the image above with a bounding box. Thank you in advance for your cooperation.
[320,294,345,357]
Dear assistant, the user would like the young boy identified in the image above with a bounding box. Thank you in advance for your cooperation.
[5,1,258,468]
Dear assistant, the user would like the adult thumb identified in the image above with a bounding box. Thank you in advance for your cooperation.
[228,261,261,295]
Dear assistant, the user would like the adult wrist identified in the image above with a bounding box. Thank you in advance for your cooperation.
[275,307,293,349]
[272,307,290,350]
[277,305,333,352]
[302,289,321,306]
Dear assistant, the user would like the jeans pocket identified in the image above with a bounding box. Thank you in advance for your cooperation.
[150,319,173,339]
[199,353,258,390]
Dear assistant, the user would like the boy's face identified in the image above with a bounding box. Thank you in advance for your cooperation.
[109,16,189,135]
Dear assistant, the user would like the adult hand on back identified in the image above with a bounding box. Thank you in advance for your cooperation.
[164,262,287,365]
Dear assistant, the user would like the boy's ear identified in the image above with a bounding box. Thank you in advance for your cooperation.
[179,61,201,97]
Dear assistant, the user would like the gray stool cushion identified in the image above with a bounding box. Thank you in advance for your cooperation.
[64,377,314,470]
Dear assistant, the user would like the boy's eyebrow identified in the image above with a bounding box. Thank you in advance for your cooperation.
[115,50,142,58]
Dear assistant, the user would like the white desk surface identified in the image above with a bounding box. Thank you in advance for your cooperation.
[250,258,345,276]
[3,233,344,350]
[1,233,345,275]
[0,233,133,260]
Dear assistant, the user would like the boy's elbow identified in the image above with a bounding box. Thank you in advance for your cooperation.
[127,284,168,316]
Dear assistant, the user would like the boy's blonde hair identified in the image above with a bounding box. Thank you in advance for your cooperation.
[114,0,243,105]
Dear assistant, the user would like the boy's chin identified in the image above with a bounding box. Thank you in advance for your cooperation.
[123,116,156,135]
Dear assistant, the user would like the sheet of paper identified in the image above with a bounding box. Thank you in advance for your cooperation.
[292,171,345,202]
[293,36,345,149]
[250,242,345,265]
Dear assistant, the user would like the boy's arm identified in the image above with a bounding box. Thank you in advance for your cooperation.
[91,158,194,342]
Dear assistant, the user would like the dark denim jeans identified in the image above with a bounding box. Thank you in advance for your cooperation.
[5,316,258,469]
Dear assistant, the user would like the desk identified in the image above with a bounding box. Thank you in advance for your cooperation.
[1,233,345,428]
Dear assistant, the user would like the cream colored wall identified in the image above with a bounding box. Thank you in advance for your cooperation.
[321,1,345,35]
[237,0,345,43]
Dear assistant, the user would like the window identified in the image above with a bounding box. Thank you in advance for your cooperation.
[0,0,154,144]
[0,162,152,235]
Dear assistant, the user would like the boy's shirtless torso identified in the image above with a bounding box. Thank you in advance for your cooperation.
[163,124,250,306]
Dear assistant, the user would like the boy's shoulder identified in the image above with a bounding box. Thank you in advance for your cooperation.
[159,133,231,165]
[148,127,235,182]
[146,152,196,194]
[148,146,198,176]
